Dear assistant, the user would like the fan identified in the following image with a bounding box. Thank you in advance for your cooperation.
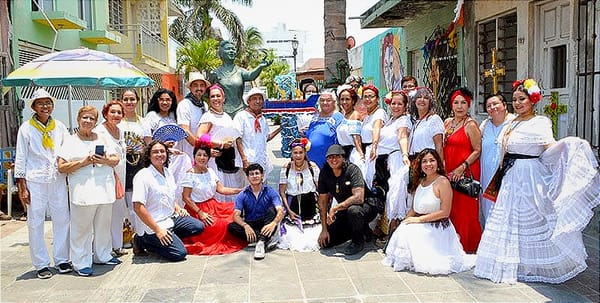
[152,124,188,143]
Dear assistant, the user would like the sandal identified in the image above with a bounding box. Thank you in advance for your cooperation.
[0,211,11,221]
[17,213,27,221]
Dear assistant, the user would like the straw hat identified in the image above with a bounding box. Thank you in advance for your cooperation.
[243,87,267,105]
[29,88,56,108]
[187,72,211,88]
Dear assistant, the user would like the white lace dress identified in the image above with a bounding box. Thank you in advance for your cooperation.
[383,180,475,275]
[474,116,600,284]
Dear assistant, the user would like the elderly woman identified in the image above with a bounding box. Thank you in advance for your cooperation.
[181,143,245,255]
[57,106,121,276]
[443,88,482,253]
[305,91,344,168]
[94,101,128,258]
[278,138,322,251]
[479,94,515,226]
[335,85,364,163]
[196,84,244,201]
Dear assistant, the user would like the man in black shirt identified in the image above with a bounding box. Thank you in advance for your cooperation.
[317,144,378,255]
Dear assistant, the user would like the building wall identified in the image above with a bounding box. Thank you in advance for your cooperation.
[361,28,406,99]
[9,0,109,53]
[404,5,455,53]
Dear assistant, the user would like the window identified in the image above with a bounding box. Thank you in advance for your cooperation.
[108,0,125,34]
[477,13,517,113]
[31,0,54,11]
[79,0,93,30]
[551,45,567,88]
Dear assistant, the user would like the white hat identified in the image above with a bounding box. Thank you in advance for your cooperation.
[29,88,56,108]
[243,87,267,105]
[187,72,211,88]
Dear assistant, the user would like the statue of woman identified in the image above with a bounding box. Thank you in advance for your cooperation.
[209,40,272,116]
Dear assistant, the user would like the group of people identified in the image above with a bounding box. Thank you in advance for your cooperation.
[287,75,599,284]
[14,70,599,285]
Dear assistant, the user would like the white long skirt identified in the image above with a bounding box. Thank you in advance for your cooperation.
[383,221,475,275]
[474,137,600,284]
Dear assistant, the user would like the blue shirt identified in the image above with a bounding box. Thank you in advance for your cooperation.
[234,185,282,221]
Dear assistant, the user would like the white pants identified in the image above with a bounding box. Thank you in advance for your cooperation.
[26,181,70,270]
[70,203,113,270]
[111,198,128,250]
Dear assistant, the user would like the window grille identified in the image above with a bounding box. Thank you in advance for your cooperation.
[477,12,517,113]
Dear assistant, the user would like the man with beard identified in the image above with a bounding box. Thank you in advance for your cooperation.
[177,72,211,158]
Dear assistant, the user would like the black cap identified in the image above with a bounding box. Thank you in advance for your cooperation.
[326,144,345,157]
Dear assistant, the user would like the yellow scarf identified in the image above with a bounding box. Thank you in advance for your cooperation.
[29,116,55,149]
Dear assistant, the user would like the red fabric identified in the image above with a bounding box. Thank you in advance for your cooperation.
[183,198,247,255]
[444,123,482,253]
[246,109,262,132]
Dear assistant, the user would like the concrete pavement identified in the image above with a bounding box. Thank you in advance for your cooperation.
[0,125,598,303]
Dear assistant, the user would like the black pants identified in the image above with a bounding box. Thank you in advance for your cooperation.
[228,207,276,243]
[324,202,378,248]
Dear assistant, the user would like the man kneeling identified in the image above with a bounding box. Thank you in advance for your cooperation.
[317,144,378,255]
[228,163,284,260]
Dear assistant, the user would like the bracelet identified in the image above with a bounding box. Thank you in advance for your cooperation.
[462,161,469,168]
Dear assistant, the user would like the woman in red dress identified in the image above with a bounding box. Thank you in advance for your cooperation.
[181,143,245,255]
[443,88,482,253]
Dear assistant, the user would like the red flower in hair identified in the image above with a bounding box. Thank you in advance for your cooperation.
[512,80,524,90]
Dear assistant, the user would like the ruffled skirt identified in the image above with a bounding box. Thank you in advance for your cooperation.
[383,221,475,275]
[183,198,247,255]
[385,152,410,222]
[474,137,600,283]
[277,221,322,252]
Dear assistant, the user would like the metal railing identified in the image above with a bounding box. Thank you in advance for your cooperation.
[108,23,167,64]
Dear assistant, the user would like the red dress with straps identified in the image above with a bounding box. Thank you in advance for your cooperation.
[443,122,482,253]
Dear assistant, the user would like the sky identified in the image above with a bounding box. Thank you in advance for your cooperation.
[219,0,387,62]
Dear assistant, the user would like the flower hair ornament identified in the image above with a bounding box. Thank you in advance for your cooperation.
[290,138,311,152]
[513,78,542,103]
[384,90,409,105]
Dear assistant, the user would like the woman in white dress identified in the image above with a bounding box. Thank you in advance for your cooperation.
[146,88,192,206]
[407,87,444,192]
[474,79,600,284]
[383,148,475,275]
[478,94,515,227]
[335,85,365,164]
[196,84,244,202]
[360,85,388,189]
[379,91,412,239]
[94,101,128,257]
[277,139,322,251]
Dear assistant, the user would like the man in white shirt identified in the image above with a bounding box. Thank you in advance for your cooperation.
[132,140,204,261]
[177,72,211,158]
[234,87,281,176]
[15,88,71,279]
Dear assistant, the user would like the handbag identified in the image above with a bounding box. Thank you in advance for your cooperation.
[450,162,481,198]
[114,170,125,199]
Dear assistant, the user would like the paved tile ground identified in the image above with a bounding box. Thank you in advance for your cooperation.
[1,124,598,302]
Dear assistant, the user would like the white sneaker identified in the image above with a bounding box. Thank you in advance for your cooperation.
[254,240,265,260]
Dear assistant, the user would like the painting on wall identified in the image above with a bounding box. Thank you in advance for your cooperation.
[361,28,406,99]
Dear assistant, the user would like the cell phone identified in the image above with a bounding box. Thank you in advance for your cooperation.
[95,145,105,156]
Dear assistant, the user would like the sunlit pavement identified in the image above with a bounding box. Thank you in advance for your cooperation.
[0,124,597,303]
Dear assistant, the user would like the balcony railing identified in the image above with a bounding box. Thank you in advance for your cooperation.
[108,23,167,65]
